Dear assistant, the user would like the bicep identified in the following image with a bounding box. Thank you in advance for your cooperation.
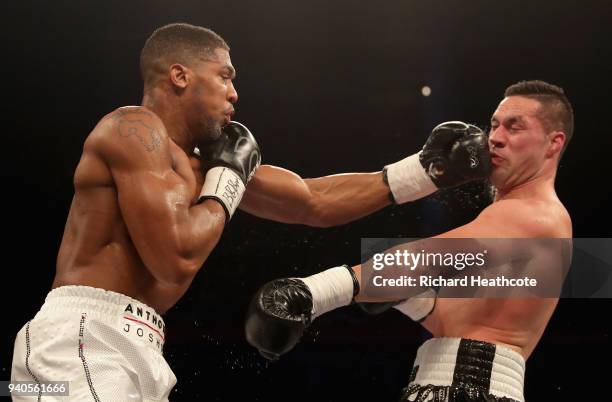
[240,165,314,222]
[114,168,193,260]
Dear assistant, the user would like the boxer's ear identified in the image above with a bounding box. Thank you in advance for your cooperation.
[169,64,189,89]
[545,131,565,159]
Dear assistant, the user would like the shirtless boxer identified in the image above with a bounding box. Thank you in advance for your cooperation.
[10,23,489,401]
[245,80,574,402]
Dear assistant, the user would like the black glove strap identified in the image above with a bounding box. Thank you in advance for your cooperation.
[342,264,360,299]
[381,167,398,204]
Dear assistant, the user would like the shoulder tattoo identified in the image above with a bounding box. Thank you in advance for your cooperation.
[114,109,162,152]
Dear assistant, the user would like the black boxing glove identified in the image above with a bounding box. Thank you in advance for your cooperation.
[383,121,491,203]
[420,121,491,188]
[245,278,314,361]
[245,266,358,360]
[197,121,261,220]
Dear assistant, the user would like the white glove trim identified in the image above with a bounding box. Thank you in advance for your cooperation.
[301,266,355,319]
[198,166,246,220]
[385,153,437,203]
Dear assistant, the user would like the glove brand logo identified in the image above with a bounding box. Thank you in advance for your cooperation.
[467,146,479,169]
[247,150,261,182]
[234,136,262,182]
[222,177,241,207]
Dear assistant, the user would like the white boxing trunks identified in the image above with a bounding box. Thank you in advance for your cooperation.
[11,286,177,401]
[400,338,525,402]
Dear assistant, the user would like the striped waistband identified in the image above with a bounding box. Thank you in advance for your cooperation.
[408,338,525,402]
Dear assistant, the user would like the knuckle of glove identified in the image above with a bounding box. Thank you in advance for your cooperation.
[426,121,470,148]
[200,121,262,184]
[224,121,262,182]
[422,121,490,187]
[261,278,313,320]
[449,131,491,180]
[244,279,312,359]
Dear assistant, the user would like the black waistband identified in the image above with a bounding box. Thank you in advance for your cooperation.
[400,339,519,402]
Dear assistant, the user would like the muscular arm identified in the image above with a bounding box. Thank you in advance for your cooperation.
[239,165,392,227]
[94,108,226,285]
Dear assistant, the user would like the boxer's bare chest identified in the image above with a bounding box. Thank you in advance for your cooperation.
[168,142,205,201]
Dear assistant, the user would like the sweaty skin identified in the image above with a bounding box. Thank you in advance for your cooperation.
[53,47,393,314]
[355,95,571,359]
[422,196,571,359]
[54,107,226,314]
[54,110,391,314]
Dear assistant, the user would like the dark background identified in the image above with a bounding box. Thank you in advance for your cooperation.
[2,1,611,400]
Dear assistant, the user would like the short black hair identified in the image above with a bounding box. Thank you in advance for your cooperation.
[504,80,574,158]
[140,23,229,88]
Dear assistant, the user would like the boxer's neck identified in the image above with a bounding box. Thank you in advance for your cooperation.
[495,171,557,202]
[141,89,195,154]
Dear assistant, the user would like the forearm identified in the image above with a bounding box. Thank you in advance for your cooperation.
[173,199,227,274]
[241,165,391,227]
[352,264,388,303]
[282,238,482,313]
[302,172,391,226]
[122,187,227,286]
[351,263,432,302]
